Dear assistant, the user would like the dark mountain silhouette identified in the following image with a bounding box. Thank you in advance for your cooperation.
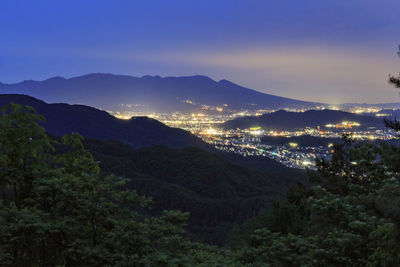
[83,138,306,245]
[0,94,209,149]
[0,94,308,244]
[0,94,301,170]
[0,73,320,113]
[221,109,385,131]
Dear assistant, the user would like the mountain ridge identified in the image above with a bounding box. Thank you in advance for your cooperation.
[84,138,306,244]
[0,73,321,113]
[0,94,210,149]
[221,109,385,131]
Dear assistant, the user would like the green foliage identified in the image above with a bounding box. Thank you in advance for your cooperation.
[0,104,232,266]
[83,138,301,245]
[389,73,400,88]
[384,48,400,130]
[3,103,400,266]
[234,137,400,266]
[238,229,317,266]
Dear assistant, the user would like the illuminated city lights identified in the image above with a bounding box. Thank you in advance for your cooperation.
[114,114,132,120]
[110,106,397,169]
[289,142,298,148]
[351,107,382,114]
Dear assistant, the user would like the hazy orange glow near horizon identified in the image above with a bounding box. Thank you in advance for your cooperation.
[1,0,400,104]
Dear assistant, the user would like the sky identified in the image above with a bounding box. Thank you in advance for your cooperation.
[1,0,400,104]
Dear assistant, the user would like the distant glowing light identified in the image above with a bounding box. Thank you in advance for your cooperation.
[325,121,360,129]
[249,126,262,135]
[204,128,218,135]
[288,142,298,148]
[250,130,262,136]
[341,121,360,127]
[114,114,132,120]
[351,107,381,114]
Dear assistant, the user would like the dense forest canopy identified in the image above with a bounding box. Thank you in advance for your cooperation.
[80,138,304,245]
[0,104,233,265]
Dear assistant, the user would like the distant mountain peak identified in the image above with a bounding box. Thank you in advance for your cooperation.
[129,116,162,124]
[218,79,235,85]
[173,74,215,83]
[0,73,320,112]
[44,76,66,82]
[141,75,162,79]
[191,74,214,80]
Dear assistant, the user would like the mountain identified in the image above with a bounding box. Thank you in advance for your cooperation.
[83,138,306,245]
[0,73,320,113]
[0,94,294,170]
[0,94,307,244]
[0,94,209,149]
[221,109,385,131]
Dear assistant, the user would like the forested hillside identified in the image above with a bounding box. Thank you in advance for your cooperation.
[2,103,400,266]
[0,94,209,149]
[83,139,305,244]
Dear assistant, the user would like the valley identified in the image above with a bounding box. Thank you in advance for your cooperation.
[113,108,398,169]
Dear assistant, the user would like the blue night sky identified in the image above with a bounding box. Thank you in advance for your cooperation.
[1,0,400,103]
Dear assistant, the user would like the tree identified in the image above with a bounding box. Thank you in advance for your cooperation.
[0,104,232,266]
[234,137,400,266]
[385,46,400,131]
